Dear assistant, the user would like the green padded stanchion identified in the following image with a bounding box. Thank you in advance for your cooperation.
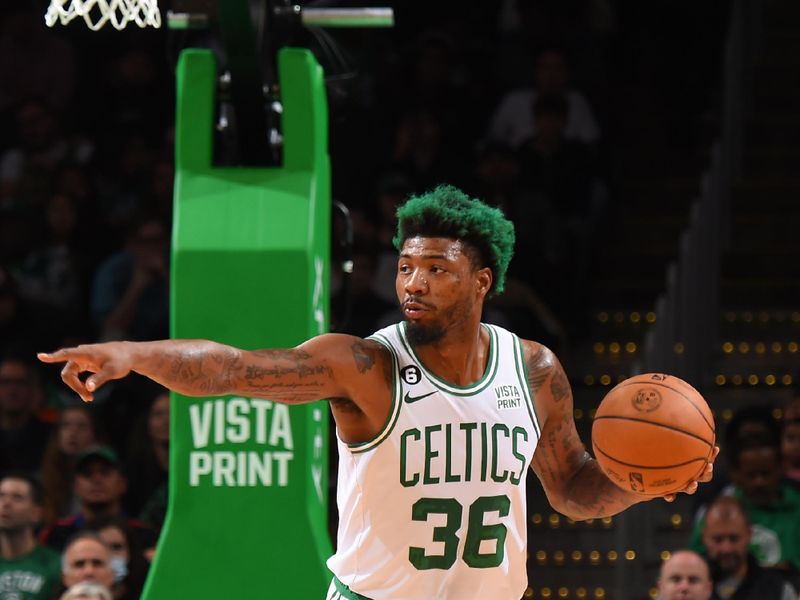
[141,47,332,599]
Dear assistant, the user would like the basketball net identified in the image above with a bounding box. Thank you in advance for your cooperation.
[45,0,161,30]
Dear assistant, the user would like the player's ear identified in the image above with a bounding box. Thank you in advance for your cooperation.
[476,268,492,296]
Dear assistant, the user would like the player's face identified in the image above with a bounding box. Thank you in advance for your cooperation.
[0,478,38,532]
[701,514,750,575]
[396,237,488,345]
[62,538,115,588]
[657,552,712,600]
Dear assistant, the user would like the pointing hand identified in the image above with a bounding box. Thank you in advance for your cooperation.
[38,343,134,402]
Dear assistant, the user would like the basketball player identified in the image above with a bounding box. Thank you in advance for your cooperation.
[39,185,716,600]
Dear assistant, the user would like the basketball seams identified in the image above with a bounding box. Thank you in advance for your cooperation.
[607,379,715,434]
[592,443,708,470]
[592,415,714,448]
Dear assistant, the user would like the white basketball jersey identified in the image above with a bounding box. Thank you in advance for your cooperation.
[327,322,541,600]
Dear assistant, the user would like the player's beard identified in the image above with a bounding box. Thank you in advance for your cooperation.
[406,319,446,346]
[403,296,471,348]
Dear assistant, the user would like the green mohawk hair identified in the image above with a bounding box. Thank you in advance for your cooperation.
[393,184,515,295]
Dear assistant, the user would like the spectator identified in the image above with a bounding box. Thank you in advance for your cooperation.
[468,142,523,218]
[784,395,800,421]
[92,517,150,600]
[516,92,599,220]
[93,133,158,238]
[782,394,800,488]
[690,439,800,571]
[657,549,712,600]
[486,47,600,148]
[39,447,158,555]
[0,356,52,477]
[511,92,603,315]
[692,404,784,513]
[727,405,783,446]
[15,192,94,334]
[0,474,61,600]
[391,107,464,193]
[60,532,114,591]
[59,582,112,600]
[124,390,169,520]
[700,496,797,600]
[782,417,800,488]
[90,215,169,342]
[40,405,103,525]
[0,99,92,207]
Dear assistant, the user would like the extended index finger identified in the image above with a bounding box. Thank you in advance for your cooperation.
[37,348,79,364]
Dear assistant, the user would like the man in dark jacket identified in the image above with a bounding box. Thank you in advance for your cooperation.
[701,495,796,600]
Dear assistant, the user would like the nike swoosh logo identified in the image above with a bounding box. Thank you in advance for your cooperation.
[404,391,437,404]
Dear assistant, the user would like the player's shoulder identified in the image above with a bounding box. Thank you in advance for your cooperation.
[311,333,393,375]
[307,332,390,353]
[518,338,559,368]
[350,336,394,367]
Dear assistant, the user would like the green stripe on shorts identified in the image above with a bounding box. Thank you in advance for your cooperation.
[331,577,373,600]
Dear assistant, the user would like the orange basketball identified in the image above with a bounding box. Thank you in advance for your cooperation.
[591,373,715,496]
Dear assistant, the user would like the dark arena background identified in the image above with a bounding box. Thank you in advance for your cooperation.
[1,0,799,599]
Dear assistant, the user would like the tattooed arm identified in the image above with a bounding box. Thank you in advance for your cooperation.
[37,334,390,406]
[523,340,645,520]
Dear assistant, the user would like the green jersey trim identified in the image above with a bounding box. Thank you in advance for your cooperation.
[396,322,499,396]
[332,576,374,600]
[513,335,541,438]
[346,333,402,454]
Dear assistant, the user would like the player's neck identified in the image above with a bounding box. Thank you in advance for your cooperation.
[0,528,36,560]
[413,320,488,387]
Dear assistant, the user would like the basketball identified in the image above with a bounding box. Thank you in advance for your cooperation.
[591,373,715,496]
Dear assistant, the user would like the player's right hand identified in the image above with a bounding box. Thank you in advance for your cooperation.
[38,343,133,402]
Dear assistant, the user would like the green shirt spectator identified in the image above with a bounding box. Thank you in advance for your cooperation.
[0,474,62,600]
[0,544,61,600]
[690,443,800,570]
